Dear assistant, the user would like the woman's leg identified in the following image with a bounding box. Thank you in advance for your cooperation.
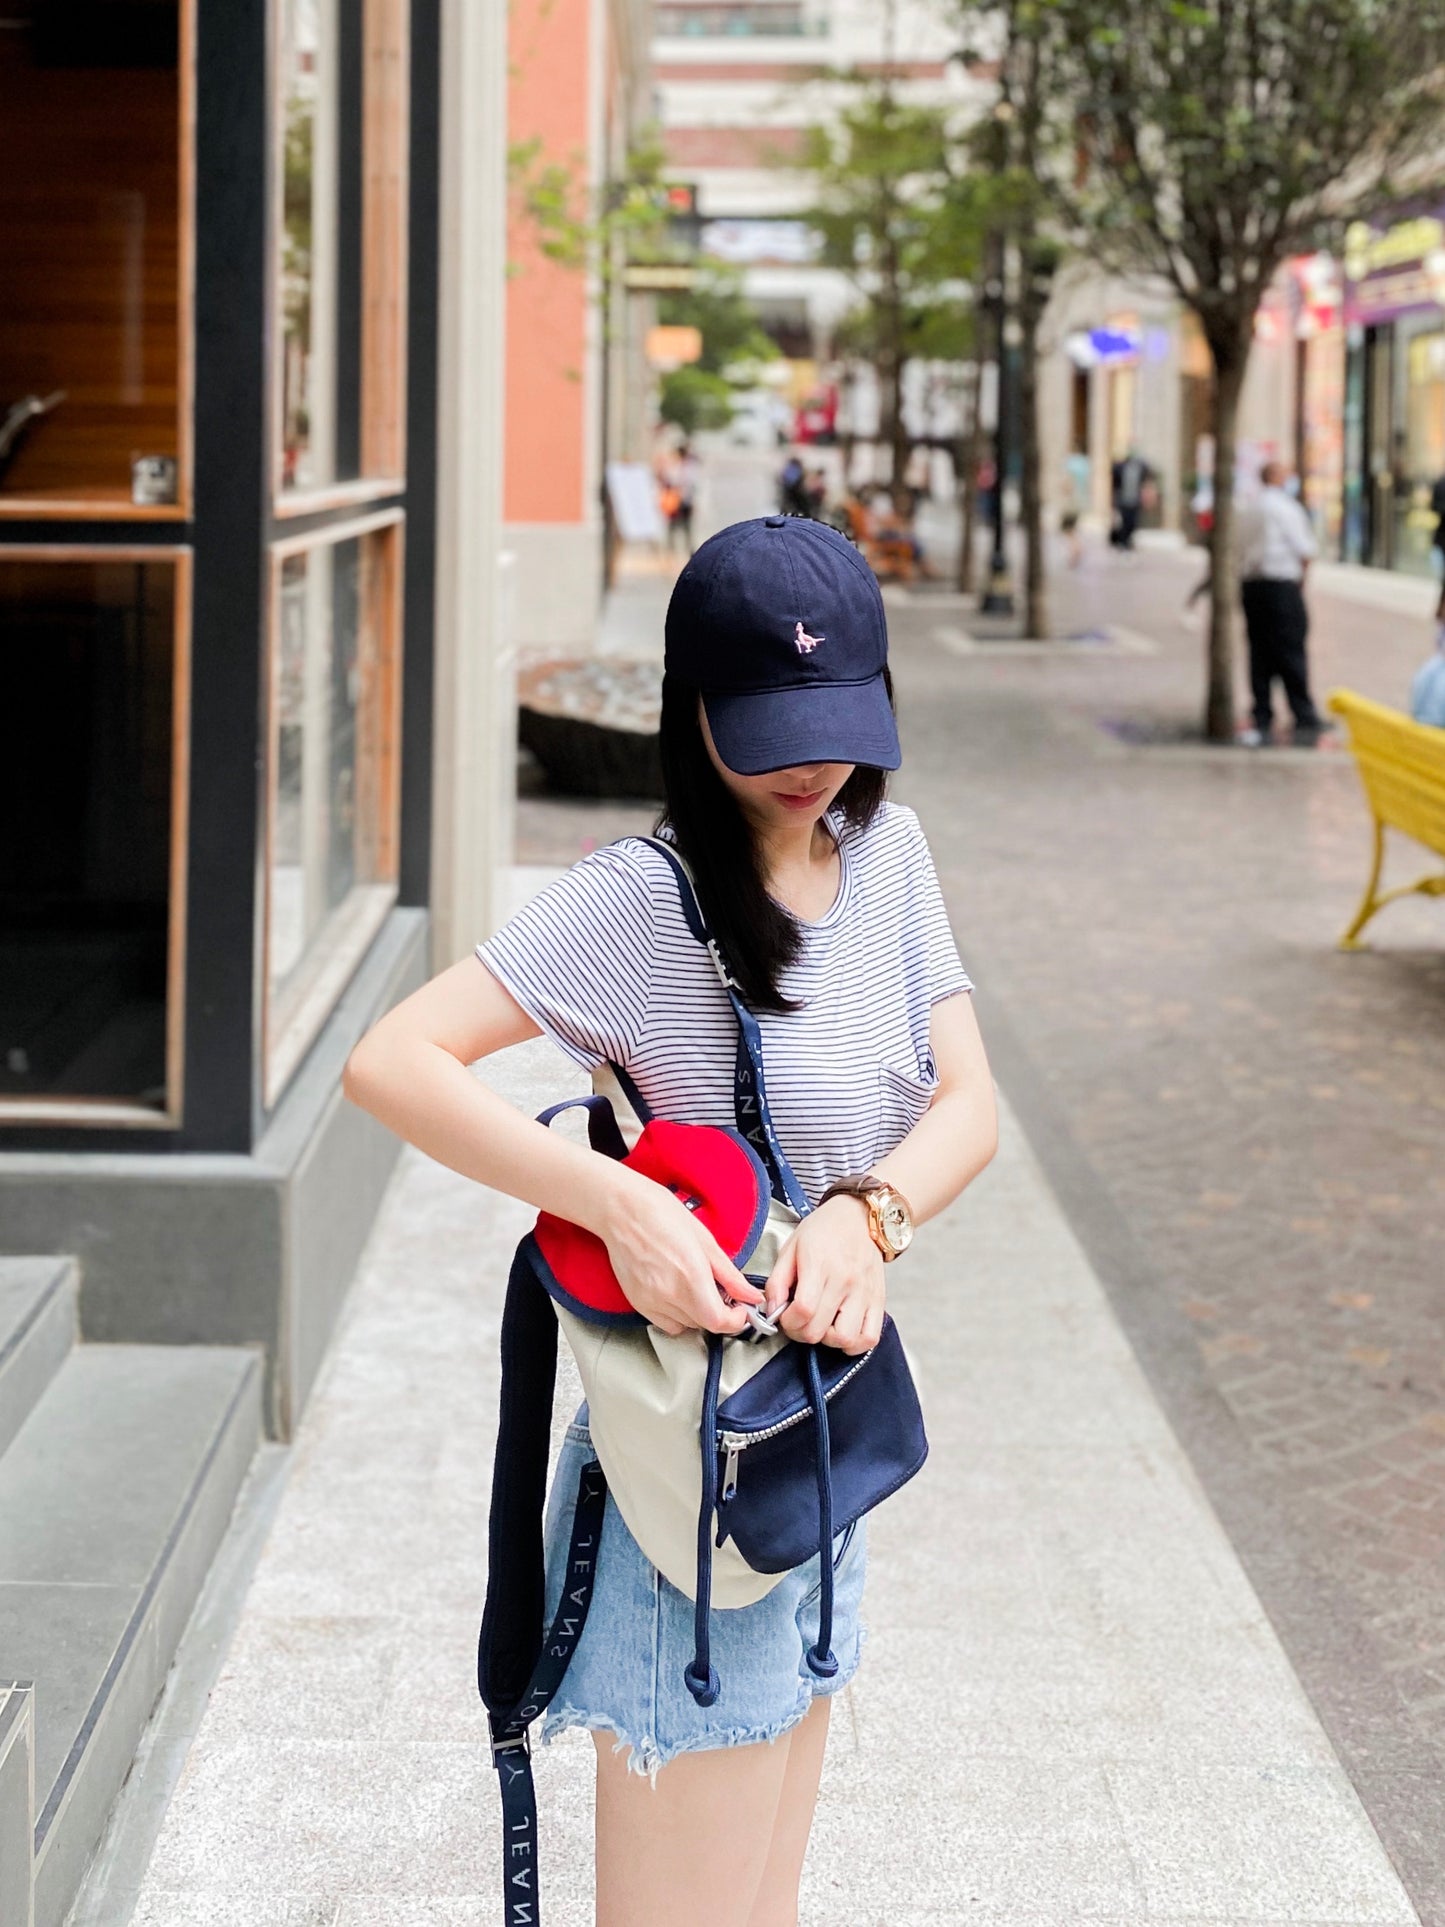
[594,1725,796,1927]
[747,1698,831,1927]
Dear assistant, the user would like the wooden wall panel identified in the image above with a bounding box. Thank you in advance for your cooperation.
[0,35,181,503]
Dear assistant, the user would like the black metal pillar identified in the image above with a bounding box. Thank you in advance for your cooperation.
[981,232,1015,617]
[187,0,270,1151]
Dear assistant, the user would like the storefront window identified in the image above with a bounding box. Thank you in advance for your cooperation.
[0,552,188,1120]
[279,0,341,493]
[265,515,402,1104]
[275,0,408,502]
[0,4,190,516]
[1398,328,1445,576]
[1301,322,1346,553]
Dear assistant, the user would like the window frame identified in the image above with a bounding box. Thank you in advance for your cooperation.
[269,0,410,520]
[260,506,405,1110]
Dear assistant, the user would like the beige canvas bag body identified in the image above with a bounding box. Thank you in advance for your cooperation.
[553,1058,802,1605]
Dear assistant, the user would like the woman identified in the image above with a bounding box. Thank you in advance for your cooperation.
[342,515,998,1927]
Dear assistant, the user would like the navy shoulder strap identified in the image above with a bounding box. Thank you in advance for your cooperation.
[631,835,810,1219]
[478,1241,609,1926]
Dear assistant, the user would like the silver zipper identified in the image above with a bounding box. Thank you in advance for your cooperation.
[716,1350,875,1504]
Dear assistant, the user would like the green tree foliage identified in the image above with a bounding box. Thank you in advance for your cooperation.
[1044,0,1445,738]
[658,270,778,381]
[802,90,967,482]
[506,129,673,282]
[658,366,736,435]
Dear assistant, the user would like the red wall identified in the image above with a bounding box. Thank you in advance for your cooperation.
[506,0,592,524]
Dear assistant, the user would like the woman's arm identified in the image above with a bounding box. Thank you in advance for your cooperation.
[870,988,998,1222]
[767,989,998,1352]
[341,956,764,1335]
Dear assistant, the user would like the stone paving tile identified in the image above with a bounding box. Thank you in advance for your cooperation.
[129,1900,340,1926]
[1103,1758,1421,1923]
[805,1757,1148,1919]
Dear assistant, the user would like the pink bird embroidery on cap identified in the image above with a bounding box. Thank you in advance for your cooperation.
[793,621,824,654]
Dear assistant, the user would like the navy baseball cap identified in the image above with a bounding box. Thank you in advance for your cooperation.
[664,514,901,776]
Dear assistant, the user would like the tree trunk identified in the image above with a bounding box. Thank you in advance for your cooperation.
[884,325,908,489]
[1018,274,1047,639]
[1206,344,1249,742]
[889,363,909,491]
[880,227,908,488]
[957,350,984,594]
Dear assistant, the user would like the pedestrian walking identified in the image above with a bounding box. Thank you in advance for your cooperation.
[1110,445,1152,551]
[341,516,998,1926]
[1236,460,1332,747]
[777,448,809,516]
[664,442,700,554]
[1410,627,1445,728]
[1061,448,1091,568]
[1429,465,1445,638]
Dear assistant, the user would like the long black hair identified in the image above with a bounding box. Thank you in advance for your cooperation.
[655,670,893,1013]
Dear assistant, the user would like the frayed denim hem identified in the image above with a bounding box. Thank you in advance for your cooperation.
[537,1626,866,1781]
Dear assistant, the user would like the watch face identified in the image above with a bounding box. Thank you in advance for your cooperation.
[880,1198,912,1254]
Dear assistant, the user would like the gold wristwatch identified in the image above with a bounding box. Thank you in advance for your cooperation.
[817,1173,914,1261]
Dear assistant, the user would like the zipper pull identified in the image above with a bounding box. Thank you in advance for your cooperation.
[720,1439,741,1504]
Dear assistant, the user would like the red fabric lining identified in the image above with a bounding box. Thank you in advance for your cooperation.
[534,1120,766,1318]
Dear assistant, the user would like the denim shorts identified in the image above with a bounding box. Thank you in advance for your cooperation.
[538,1407,867,1776]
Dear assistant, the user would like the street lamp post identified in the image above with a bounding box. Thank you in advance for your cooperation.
[980,232,1015,616]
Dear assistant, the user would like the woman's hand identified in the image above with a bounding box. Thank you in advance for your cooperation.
[601,1172,765,1338]
[764,1196,885,1355]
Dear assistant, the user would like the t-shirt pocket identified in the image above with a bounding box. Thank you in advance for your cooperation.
[876,1058,940,1155]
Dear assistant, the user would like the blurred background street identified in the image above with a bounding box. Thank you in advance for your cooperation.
[4,0,1445,1923]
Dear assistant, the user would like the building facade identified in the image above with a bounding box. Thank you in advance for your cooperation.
[505,0,657,651]
[0,5,515,1917]
[1042,193,1445,578]
[651,0,984,369]
[0,0,511,1440]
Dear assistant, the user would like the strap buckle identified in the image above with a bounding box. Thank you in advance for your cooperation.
[490,1729,531,1768]
[705,935,740,991]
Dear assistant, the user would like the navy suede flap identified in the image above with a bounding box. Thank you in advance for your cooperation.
[713,1319,928,1573]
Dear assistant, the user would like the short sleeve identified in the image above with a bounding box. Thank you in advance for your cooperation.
[475,840,657,1071]
[898,807,973,1003]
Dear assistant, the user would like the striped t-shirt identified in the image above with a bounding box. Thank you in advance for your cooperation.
[476,801,973,1206]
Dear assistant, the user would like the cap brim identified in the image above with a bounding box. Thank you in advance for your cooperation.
[702,673,901,776]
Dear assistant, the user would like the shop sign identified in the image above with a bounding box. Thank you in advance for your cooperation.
[699,219,820,266]
[644,325,702,371]
[1342,210,1445,323]
[1065,324,1141,368]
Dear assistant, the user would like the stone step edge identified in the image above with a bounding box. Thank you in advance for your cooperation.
[0,1682,35,1927]
[0,1261,78,1460]
[31,1348,262,1925]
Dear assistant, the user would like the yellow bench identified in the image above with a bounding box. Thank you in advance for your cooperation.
[1326,688,1445,949]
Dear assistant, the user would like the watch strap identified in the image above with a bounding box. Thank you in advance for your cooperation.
[817,1174,911,1260]
[817,1172,883,1205]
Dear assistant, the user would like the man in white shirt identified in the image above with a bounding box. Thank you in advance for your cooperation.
[1236,462,1331,747]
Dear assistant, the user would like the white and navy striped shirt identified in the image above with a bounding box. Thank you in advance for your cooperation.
[476,801,972,1206]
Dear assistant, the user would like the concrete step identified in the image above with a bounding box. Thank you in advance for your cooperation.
[0,1682,35,1927]
[0,1260,78,1462]
[0,1343,261,1927]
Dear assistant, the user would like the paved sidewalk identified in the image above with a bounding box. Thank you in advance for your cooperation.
[119,900,1420,1924]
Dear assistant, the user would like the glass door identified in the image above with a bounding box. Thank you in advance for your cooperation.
[1365,324,1396,568]
[1396,323,1445,576]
